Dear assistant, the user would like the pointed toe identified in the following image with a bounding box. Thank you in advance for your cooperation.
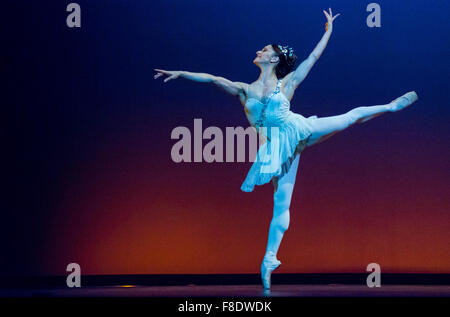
[261,255,281,290]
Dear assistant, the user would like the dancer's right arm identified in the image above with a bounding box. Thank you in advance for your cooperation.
[154,69,248,98]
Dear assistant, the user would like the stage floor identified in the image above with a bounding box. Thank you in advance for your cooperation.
[2,284,450,297]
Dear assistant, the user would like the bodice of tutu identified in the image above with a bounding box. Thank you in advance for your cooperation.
[245,93,293,129]
[244,79,294,130]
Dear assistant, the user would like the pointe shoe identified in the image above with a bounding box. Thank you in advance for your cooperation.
[389,91,418,112]
[261,252,281,290]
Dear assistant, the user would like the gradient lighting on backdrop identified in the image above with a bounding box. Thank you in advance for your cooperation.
[7,0,449,276]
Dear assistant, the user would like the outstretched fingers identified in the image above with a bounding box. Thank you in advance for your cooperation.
[323,8,340,22]
[154,68,171,80]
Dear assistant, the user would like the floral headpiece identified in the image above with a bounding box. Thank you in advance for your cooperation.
[277,45,294,58]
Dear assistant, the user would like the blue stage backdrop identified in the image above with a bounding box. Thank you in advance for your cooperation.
[5,0,449,276]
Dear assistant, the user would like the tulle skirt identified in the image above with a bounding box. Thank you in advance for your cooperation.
[240,113,318,192]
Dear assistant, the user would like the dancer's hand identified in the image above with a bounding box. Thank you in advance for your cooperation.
[154,69,182,83]
[323,8,340,31]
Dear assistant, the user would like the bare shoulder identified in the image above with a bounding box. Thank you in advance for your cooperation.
[234,81,251,105]
[244,80,260,97]
[280,72,295,90]
[280,73,295,101]
[234,81,250,93]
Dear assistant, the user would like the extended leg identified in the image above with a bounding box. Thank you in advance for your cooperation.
[306,91,418,147]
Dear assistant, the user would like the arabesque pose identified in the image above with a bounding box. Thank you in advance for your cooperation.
[154,8,418,291]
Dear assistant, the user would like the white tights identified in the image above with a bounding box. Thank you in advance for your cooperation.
[265,102,394,258]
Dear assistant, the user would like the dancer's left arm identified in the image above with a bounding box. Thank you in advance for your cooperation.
[283,8,340,97]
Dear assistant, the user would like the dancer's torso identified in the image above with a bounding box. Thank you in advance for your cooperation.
[244,80,294,129]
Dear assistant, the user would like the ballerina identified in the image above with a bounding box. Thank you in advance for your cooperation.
[154,8,418,291]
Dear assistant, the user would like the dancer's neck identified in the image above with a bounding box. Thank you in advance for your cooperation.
[257,65,278,85]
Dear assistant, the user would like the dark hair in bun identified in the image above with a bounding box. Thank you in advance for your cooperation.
[271,44,297,79]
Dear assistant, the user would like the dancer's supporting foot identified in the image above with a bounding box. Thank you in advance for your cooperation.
[261,251,281,290]
[389,91,418,112]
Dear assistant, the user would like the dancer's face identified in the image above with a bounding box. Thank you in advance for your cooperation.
[253,45,279,66]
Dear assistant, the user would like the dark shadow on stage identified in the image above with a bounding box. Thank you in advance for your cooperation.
[1,273,449,297]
